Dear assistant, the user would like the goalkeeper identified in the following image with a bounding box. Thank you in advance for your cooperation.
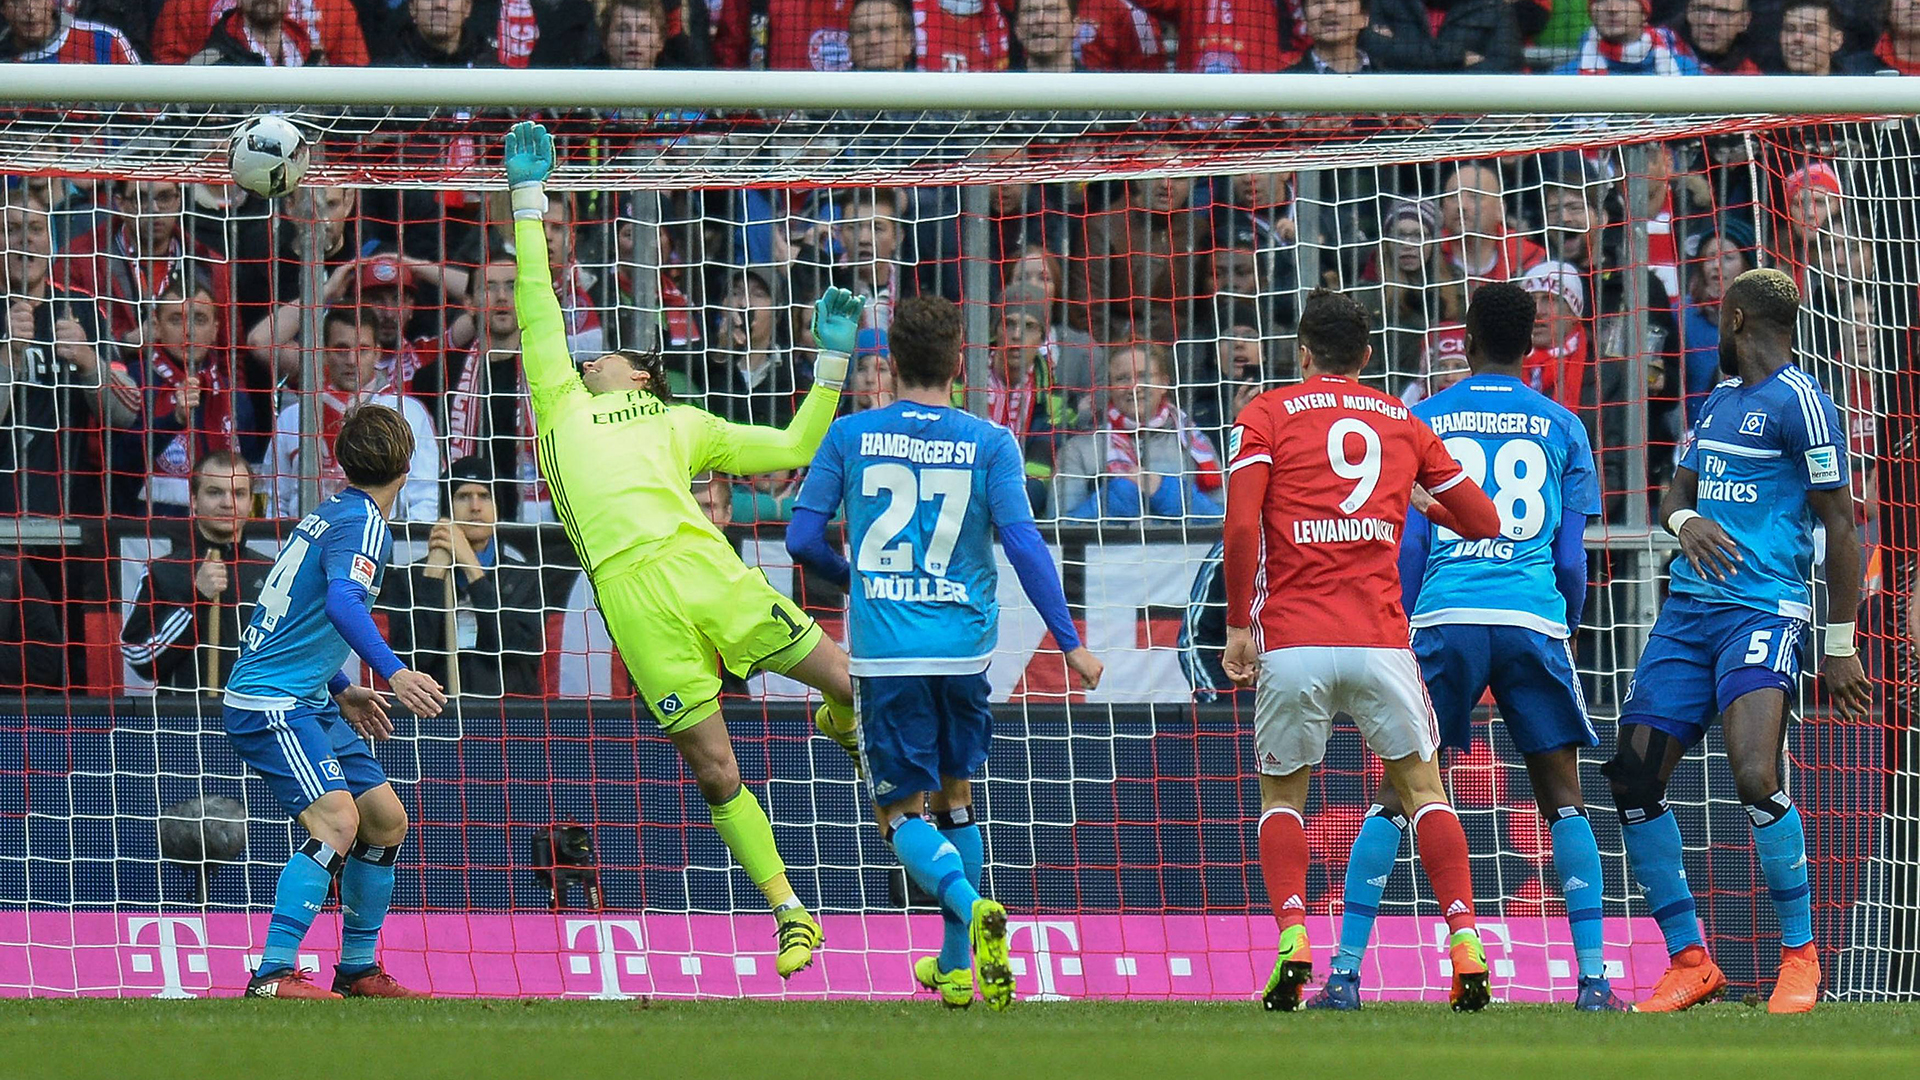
[504,122,862,978]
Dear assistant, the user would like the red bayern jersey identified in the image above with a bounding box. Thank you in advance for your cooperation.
[1076,0,1164,71]
[915,0,1010,71]
[1224,374,1466,650]
[1130,0,1302,73]
[713,0,855,70]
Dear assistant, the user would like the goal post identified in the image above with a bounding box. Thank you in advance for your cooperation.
[0,71,1913,1002]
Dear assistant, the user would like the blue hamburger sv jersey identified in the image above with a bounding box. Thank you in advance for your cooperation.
[1409,373,1600,638]
[226,488,393,708]
[1673,364,1848,622]
[795,402,1034,676]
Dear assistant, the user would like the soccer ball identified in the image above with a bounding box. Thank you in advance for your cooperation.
[228,115,309,199]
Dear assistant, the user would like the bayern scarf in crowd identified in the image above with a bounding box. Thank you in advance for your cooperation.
[1104,401,1223,492]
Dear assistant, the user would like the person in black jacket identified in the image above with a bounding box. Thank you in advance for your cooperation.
[1362,0,1520,71]
[375,0,501,66]
[381,456,546,698]
[120,452,268,694]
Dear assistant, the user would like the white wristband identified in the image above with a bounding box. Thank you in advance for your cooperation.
[510,183,548,220]
[813,349,850,392]
[1665,508,1701,537]
[1824,620,1858,658]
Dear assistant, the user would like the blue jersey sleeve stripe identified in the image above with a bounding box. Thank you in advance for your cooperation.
[1782,368,1832,445]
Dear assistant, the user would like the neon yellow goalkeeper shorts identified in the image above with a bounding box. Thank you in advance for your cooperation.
[595,540,822,733]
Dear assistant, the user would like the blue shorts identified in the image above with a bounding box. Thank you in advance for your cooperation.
[223,700,387,817]
[854,673,993,805]
[1619,595,1808,748]
[1412,624,1596,756]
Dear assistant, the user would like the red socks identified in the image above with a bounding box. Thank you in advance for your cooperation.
[1258,806,1309,930]
[1413,802,1477,934]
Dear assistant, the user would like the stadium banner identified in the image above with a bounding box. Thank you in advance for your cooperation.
[0,911,1670,1002]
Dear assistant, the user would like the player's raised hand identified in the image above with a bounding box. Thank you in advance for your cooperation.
[1822,653,1873,720]
[811,287,866,357]
[335,684,394,742]
[1222,625,1259,688]
[503,121,554,189]
[389,668,448,718]
[1064,646,1104,691]
[1675,515,1743,582]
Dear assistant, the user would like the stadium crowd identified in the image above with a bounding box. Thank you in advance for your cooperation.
[0,0,1914,695]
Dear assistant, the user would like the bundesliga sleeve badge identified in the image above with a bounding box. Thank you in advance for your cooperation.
[350,554,378,588]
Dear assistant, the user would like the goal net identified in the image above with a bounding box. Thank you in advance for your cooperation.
[0,71,1914,1002]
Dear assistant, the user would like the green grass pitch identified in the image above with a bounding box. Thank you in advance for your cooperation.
[2,999,1916,1080]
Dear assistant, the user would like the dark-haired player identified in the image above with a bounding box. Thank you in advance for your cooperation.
[1221,287,1502,1012]
[223,404,448,999]
[1611,268,1871,1013]
[504,122,863,978]
[1310,282,1624,1012]
[787,295,1103,1010]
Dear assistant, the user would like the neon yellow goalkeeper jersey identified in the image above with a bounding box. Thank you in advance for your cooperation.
[513,217,840,580]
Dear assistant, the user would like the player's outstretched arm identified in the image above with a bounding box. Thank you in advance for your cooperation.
[704,288,867,476]
[1424,474,1499,540]
[1220,458,1266,687]
[322,579,447,719]
[502,121,580,410]
[1809,485,1872,719]
[1661,467,1743,583]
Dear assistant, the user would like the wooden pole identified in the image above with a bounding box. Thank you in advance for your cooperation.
[442,567,462,700]
[203,548,221,699]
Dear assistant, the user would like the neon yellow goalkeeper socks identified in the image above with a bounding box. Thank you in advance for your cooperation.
[824,696,855,728]
[708,786,797,910]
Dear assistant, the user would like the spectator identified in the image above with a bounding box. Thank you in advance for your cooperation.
[478,0,602,68]
[1400,327,1470,406]
[1130,0,1303,72]
[706,267,802,427]
[1001,280,1099,424]
[849,0,914,69]
[1776,0,1877,74]
[1290,0,1374,72]
[1011,0,1075,70]
[693,471,732,529]
[1876,0,1920,73]
[237,186,383,384]
[1678,225,1755,425]
[1774,160,1843,291]
[1359,198,1461,383]
[376,0,500,65]
[131,280,248,515]
[1556,0,1703,74]
[600,0,665,68]
[496,191,602,354]
[1438,161,1544,289]
[1518,259,1591,409]
[414,252,538,522]
[834,187,912,331]
[1363,0,1519,71]
[380,455,545,698]
[1053,342,1222,520]
[1074,0,1166,71]
[58,179,232,351]
[2,195,139,517]
[984,292,1071,511]
[185,0,320,63]
[917,146,1073,303]
[1079,153,1208,343]
[1187,301,1270,436]
[715,0,852,69]
[120,453,267,694]
[153,0,369,65]
[248,254,459,391]
[917,0,1012,71]
[267,308,440,519]
[845,328,895,412]
[0,0,141,62]
[1675,0,1761,73]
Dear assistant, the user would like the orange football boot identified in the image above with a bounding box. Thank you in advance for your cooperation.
[334,964,430,998]
[1637,945,1726,1012]
[1767,944,1821,1014]
[244,969,342,1000]
[1448,930,1490,1013]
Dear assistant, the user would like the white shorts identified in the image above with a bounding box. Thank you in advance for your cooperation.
[1253,646,1440,776]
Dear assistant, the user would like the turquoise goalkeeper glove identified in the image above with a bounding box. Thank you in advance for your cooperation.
[810,287,866,391]
[504,121,554,219]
